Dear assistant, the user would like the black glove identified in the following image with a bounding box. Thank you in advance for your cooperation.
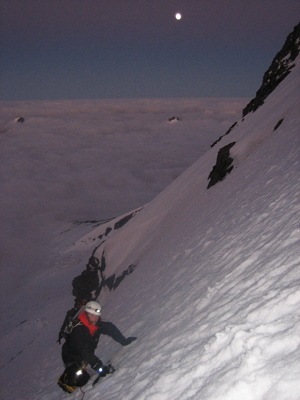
[93,363,111,377]
[57,331,67,344]
[123,336,137,346]
[98,365,112,377]
[91,359,104,373]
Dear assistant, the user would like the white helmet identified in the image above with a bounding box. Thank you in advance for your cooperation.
[85,301,102,316]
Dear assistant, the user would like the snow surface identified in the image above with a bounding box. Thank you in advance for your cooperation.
[0,63,300,399]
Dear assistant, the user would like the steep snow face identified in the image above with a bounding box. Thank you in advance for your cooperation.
[55,58,299,400]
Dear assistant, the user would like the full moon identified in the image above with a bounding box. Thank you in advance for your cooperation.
[175,13,182,20]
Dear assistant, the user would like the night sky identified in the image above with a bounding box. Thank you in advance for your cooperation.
[1,1,300,101]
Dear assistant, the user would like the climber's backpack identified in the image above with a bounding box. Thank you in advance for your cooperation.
[58,304,85,343]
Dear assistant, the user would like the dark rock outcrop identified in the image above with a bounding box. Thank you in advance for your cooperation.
[207,142,236,189]
[273,118,284,131]
[243,22,300,117]
[15,116,24,123]
[70,209,142,305]
[168,117,180,122]
[210,122,238,148]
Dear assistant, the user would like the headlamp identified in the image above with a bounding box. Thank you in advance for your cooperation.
[86,306,101,313]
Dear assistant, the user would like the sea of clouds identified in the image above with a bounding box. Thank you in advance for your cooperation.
[0,98,247,295]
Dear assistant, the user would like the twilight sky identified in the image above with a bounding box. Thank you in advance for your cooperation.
[1,0,299,101]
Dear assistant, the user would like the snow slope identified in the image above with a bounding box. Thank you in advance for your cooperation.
[66,52,300,400]
[1,28,300,400]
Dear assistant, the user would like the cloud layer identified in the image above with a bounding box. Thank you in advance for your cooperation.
[0,98,246,292]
